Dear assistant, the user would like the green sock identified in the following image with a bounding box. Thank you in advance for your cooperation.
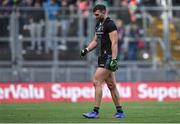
[93,107,99,113]
[116,106,124,113]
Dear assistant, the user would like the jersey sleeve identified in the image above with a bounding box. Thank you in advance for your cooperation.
[106,20,117,33]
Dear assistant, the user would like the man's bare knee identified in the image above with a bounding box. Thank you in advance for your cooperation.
[93,79,102,88]
[107,83,116,91]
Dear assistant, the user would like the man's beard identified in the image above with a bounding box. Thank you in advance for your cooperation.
[96,17,104,22]
[99,17,104,22]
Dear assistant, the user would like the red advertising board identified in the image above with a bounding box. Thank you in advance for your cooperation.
[0,82,180,103]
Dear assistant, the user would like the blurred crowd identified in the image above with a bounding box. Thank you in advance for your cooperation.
[0,0,108,7]
[0,0,180,7]
[0,0,164,8]
[0,0,180,61]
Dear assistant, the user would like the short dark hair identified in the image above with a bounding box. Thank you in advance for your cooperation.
[93,4,106,12]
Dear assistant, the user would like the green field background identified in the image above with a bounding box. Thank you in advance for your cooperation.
[0,102,180,123]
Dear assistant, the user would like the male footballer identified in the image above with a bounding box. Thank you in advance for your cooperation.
[80,4,126,118]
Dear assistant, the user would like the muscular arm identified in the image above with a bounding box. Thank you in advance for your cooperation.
[80,34,97,58]
[109,30,118,59]
[86,34,97,52]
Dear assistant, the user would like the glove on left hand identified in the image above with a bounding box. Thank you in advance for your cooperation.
[110,58,118,72]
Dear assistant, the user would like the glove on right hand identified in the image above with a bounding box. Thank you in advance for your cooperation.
[80,48,88,58]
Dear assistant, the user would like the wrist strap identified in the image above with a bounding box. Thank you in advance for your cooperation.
[112,58,117,60]
[85,48,89,52]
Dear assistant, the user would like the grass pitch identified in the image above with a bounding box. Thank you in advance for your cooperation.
[0,102,180,123]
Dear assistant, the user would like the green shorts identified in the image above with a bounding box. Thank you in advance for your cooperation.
[98,55,112,71]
